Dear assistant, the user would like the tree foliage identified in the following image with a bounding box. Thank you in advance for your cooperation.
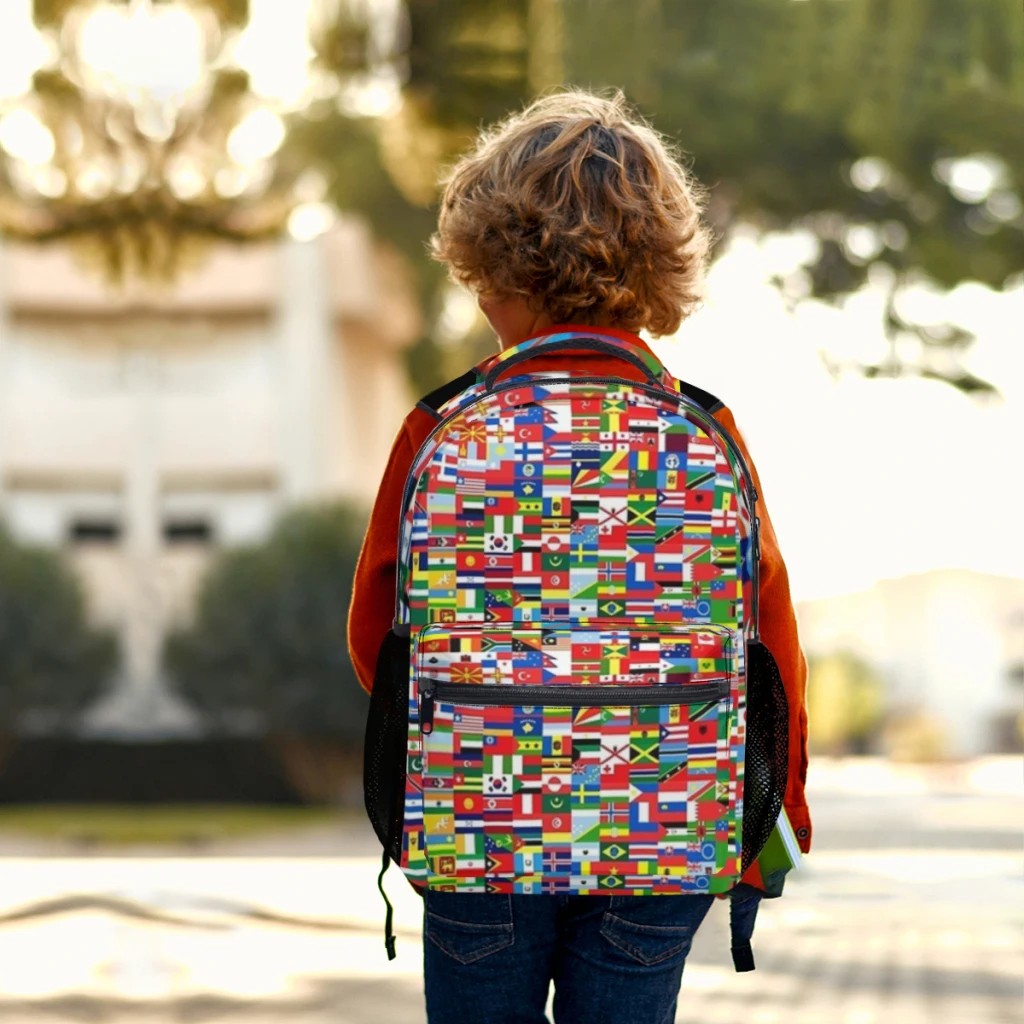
[806,649,885,756]
[298,0,1022,396]
[165,504,369,742]
[0,527,116,731]
[567,0,1022,284]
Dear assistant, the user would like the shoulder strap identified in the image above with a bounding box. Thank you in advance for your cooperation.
[416,367,481,420]
[415,361,724,419]
[675,379,724,415]
[485,331,665,390]
[729,888,761,972]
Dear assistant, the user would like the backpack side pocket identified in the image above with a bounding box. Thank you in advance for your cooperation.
[742,639,789,870]
[363,628,411,864]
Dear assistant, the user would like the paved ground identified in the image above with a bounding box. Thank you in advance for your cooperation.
[0,757,1020,1024]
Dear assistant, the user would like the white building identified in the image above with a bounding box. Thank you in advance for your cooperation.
[0,221,420,737]
[796,569,1024,757]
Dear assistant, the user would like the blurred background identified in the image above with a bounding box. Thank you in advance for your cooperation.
[0,0,1020,1021]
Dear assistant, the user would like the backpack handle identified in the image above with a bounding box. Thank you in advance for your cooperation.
[484,335,665,391]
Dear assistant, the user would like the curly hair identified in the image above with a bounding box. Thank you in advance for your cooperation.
[430,89,711,337]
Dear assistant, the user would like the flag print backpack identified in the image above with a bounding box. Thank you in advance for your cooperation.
[364,330,789,966]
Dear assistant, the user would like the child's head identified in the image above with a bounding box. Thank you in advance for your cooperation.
[431,88,711,342]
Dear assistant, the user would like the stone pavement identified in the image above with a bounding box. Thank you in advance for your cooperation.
[0,758,1019,1024]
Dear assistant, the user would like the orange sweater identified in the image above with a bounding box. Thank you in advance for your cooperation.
[348,332,812,859]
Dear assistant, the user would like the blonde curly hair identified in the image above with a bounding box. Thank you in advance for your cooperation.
[430,88,711,337]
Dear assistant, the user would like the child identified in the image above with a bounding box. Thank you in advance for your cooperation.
[349,88,810,1024]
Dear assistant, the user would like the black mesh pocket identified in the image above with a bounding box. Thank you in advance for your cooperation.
[363,629,411,864]
[741,639,789,871]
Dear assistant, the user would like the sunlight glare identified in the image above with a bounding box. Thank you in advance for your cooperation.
[32,165,68,198]
[167,158,207,201]
[233,0,316,109]
[0,109,55,165]
[338,70,404,118]
[933,154,1006,204]
[288,202,337,242]
[213,166,252,199]
[436,285,480,349]
[0,0,53,100]
[661,227,1024,601]
[227,109,286,165]
[849,156,891,192]
[78,3,205,103]
[843,224,884,263]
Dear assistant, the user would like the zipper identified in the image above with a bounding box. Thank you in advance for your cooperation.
[394,374,760,630]
[416,619,737,641]
[419,679,730,734]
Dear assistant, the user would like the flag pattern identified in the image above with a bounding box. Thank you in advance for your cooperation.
[394,334,756,894]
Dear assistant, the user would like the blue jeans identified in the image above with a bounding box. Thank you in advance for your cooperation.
[422,890,716,1024]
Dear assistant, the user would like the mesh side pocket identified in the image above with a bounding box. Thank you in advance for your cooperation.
[741,639,789,871]
[363,629,411,864]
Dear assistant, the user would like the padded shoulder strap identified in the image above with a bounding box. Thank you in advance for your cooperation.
[416,368,480,420]
[676,379,724,415]
[416,364,723,419]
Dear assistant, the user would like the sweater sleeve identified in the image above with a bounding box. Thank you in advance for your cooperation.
[347,422,418,694]
[714,406,812,854]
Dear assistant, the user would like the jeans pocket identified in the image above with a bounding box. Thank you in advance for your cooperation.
[599,914,695,967]
[424,892,514,965]
[599,895,713,967]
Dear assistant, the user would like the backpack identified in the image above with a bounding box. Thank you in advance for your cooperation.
[364,330,790,969]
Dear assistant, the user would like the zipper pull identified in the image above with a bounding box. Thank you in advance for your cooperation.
[420,679,435,734]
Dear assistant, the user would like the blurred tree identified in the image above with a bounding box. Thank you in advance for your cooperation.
[165,503,368,745]
[806,650,884,755]
[299,0,545,393]
[300,0,1021,396]
[561,0,1022,398]
[882,708,950,762]
[6,1,1017,391]
[0,527,117,732]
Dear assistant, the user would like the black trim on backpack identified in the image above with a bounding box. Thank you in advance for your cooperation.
[729,888,761,971]
[416,368,481,420]
[677,380,724,415]
[415,362,722,421]
[740,639,789,872]
[364,629,411,961]
[728,638,789,973]
[363,629,411,864]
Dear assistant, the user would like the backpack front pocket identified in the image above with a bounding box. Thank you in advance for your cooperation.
[409,622,744,893]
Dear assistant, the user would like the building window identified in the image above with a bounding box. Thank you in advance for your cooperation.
[68,518,122,544]
[163,518,214,545]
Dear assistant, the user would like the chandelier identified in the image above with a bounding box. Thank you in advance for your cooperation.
[0,0,406,280]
